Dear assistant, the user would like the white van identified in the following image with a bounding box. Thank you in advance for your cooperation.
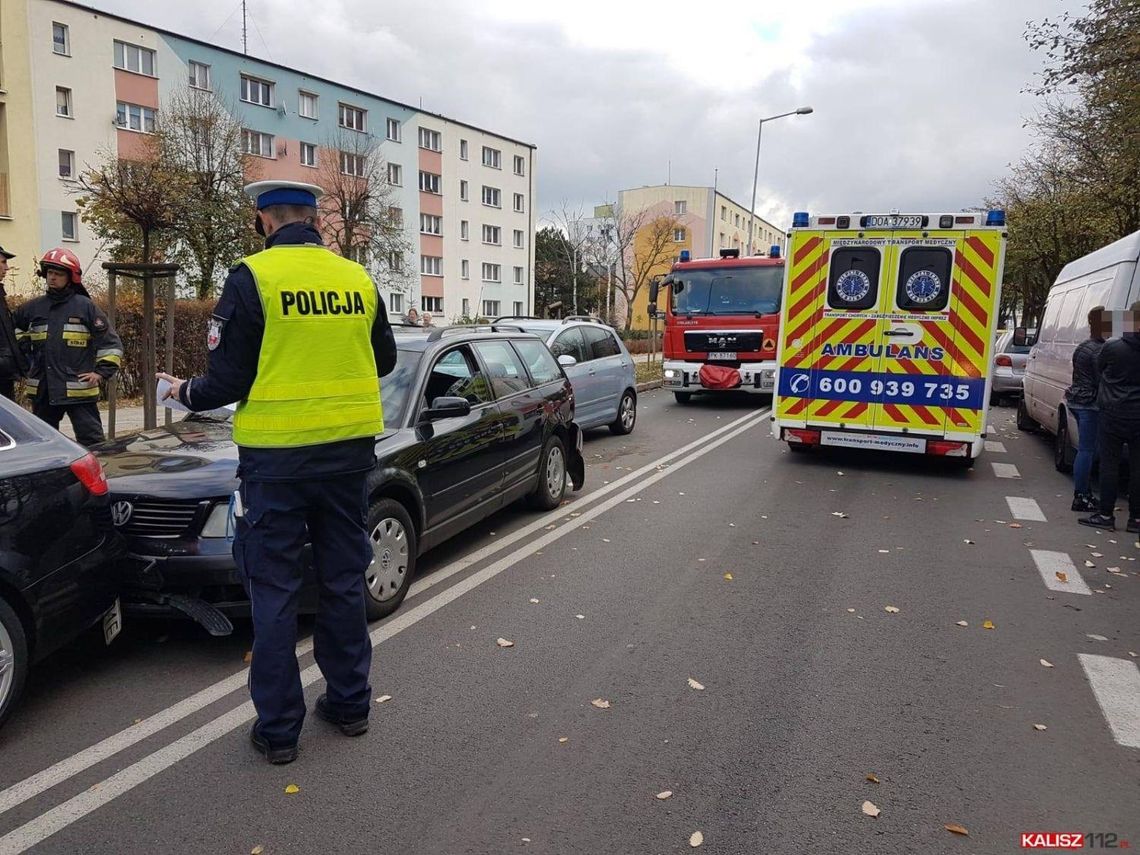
[1018,230,1140,470]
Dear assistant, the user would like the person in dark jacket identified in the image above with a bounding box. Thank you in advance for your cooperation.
[1080,302,1140,531]
[1065,306,1106,512]
[13,248,122,446]
[0,245,27,401]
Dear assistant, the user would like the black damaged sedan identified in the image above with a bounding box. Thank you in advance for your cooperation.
[96,326,585,635]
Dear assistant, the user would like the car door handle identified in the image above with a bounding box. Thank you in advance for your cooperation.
[883,329,915,338]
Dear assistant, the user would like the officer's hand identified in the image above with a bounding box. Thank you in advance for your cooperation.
[156,372,184,400]
[78,372,102,385]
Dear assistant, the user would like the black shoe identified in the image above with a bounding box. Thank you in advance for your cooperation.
[1078,513,1116,531]
[1127,518,1140,534]
[249,722,298,764]
[1071,494,1098,512]
[315,694,369,736]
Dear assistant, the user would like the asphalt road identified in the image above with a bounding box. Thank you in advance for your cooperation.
[1,392,1137,854]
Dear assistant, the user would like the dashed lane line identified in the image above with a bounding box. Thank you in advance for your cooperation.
[1029,550,1092,596]
[992,462,1020,479]
[984,440,1007,453]
[1078,655,1140,749]
[1006,497,1046,522]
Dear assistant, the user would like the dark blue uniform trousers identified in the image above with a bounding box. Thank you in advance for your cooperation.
[234,473,373,746]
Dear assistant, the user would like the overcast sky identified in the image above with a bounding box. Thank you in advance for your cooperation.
[96,0,1075,229]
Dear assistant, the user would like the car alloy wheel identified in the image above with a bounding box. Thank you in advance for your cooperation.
[545,444,566,500]
[367,516,410,603]
[610,391,636,435]
[0,597,28,728]
[0,621,15,715]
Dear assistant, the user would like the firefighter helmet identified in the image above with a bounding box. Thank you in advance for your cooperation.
[39,247,83,285]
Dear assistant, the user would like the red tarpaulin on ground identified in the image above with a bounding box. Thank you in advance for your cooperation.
[699,364,741,389]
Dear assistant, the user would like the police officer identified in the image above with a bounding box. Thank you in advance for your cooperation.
[0,245,26,401]
[158,181,397,765]
[14,247,122,445]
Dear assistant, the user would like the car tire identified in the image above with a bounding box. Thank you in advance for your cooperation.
[609,390,637,435]
[1054,410,1074,474]
[363,498,417,622]
[0,597,29,730]
[989,391,1001,406]
[674,392,692,405]
[1016,398,1037,432]
[528,435,568,511]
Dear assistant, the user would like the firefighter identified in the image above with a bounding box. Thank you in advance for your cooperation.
[158,180,397,765]
[14,248,122,446]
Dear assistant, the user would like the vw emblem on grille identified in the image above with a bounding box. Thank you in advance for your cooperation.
[111,500,133,528]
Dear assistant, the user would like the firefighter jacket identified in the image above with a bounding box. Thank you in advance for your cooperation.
[14,286,123,406]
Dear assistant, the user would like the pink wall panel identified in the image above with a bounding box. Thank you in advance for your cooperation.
[418,148,442,173]
[419,234,443,255]
[113,69,158,108]
[115,129,153,160]
[420,276,443,298]
[419,191,443,216]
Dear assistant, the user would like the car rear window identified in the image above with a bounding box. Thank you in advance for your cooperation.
[582,326,622,359]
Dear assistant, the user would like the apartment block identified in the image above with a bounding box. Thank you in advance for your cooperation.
[0,0,536,320]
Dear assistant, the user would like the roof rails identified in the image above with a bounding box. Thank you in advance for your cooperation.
[490,315,544,322]
[425,323,528,342]
[561,315,605,325]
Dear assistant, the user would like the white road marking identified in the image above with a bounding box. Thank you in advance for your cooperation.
[0,408,771,822]
[1006,497,1046,522]
[0,413,771,852]
[1030,550,1092,596]
[1078,655,1140,749]
[984,440,1006,453]
[987,423,996,433]
[992,462,1020,479]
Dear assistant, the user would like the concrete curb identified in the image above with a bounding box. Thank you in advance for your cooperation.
[636,380,663,393]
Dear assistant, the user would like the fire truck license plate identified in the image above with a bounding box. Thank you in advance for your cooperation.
[709,352,736,360]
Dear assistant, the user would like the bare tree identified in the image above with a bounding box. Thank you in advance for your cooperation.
[319,130,414,294]
[548,202,594,315]
[587,202,680,330]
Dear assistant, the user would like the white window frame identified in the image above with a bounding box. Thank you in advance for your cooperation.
[513,266,524,284]
[481,186,501,208]
[420,213,442,236]
[188,61,211,91]
[482,224,501,246]
[513,300,524,316]
[116,101,157,134]
[242,129,275,159]
[673,228,686,242]
[513,155,525,176]
[388,206,403,227]
[481,262,501,283]
[419,171,441,194]
[674,200,687,215]
[347,245,368,265]
[298,90,319,120]
[417,127,441,151]
[460,220,470,241]
[240,74,274,108]
[462,298,470,317]
[387,163,403,186]
[420,255,442,277]
[460,180,469,202]
[52,22,70,56]
[300,142,318,168]
[513,229,524,249]
[421,296,443,313]
[461,260,470,280]
[386,117,401,142]
[340,151,365,177]
[482,300,501,318]
[389,292,403,314]
[61,211,78,241]
[338,102,367,132]
[113,41,155,76]
[459,139,468,160]
[481,146,501,169]
[58,149,75,179]
[55,87,72,118]
[513,193,525,213]
[388,251,403,272]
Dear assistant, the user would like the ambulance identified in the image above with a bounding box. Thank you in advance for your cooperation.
[772,211,1007,464]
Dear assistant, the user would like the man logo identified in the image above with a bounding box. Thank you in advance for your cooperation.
[111,500,133,528]
[789,373,811,395]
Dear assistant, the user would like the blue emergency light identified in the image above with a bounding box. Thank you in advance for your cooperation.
[679,249,691,262]
[985,209,1006,226]
[792,211,810,228]
[770,245,781,258]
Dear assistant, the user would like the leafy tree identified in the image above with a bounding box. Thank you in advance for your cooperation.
[535,226,599,317]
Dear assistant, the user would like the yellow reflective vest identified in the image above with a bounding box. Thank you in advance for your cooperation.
[233,245,384,448]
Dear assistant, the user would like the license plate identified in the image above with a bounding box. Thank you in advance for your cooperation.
[103,597,122,645]
[708,352,736,360]
[820,431,927,454]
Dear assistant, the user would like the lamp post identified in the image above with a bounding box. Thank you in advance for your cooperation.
[746,106,813,256]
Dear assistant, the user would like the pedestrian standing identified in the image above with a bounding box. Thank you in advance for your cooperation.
[422,311,434,327]
[13,248,122,445]
[0,245,26,401]
[1066,306,1106,512]
[404,307,420,325]
[158,180,397,765]
[1080,302,1140,532]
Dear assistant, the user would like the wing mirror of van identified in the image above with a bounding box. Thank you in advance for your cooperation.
[1012,327,1038,348]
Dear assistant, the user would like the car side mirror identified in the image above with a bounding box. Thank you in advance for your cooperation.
[423,396,471,421]
[649,279,660,304]
[557,354,577,367]
[1012,327,1037,347]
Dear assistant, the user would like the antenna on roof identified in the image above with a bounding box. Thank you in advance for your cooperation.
[242,0,248,55]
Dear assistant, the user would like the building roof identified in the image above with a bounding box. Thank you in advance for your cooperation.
[619,184,782,229]
[51,0,537,150]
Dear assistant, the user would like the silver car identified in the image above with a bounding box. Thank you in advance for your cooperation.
[495,317,638,434]
[990,330,1032,403]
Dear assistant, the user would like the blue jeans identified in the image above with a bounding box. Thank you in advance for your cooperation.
[1072,407,1099,495]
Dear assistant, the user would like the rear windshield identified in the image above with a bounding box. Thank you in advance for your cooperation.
[672,266,784,315]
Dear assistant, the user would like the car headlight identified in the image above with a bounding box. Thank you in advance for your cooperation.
[200,502,234,539]
[664,369,675,379]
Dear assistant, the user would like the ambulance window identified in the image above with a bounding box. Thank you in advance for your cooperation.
[827,248,880,311]
[896,247,952,312]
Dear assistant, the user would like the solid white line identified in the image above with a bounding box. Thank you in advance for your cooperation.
[0,413,770,852]
[984,441,1006,453]
[1029,550,1092,596]
[0,407,769,821]
[992,462,1020,479]
[1006,497,1046,522]
[1078,654,1140,749]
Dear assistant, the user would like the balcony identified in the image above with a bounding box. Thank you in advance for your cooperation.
[0,172,10,218]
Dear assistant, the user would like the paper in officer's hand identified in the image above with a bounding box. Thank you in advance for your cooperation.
[157,378,189,412]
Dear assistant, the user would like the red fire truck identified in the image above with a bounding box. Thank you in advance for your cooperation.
[649,247,786,404]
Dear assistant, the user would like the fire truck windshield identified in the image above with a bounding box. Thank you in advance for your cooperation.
[671,266,784,316]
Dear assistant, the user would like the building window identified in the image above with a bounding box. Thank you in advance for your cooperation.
[338,103,367,132]
[460,180,469,201]
[513,229,524,249]
[735,213,740,227]
[513,301,524,316]
[719,232,726,247]
[298,91,318,119]
[513,155,525,176]
[462,298,470,317]
[482,186,501,208]
[55,87,72,118]
[189,61,211,90]
[242,130,275,158]
[347,245,368,265]
[386,117,401,142]
[58,149,75,179]
[673,228,686,242]
[418,127,441,151]
[117,102,157,133]
[114,41,155,76]
[721,205,727,221]
[420,255,442,276]
[675,200,686,215]
[461,260,470,280]
[513,193,525,213]
[388,251,403,272]
[387,163,403,185]
[460,139,468,160]
[388,206,403,227]
[300,142,317,167]
[482,263,501,283]
[340,151,365,177]
[389,293,403,314]
[514,266,525,284]
[52,23,70,56]
[482,146,501,169]
[61,212,78,241]
[460,220,469,241]
[419,171,441,194]
[240,75,274,107]
[422,296,443,313]
[420,213,442,235]
[482,225,501,245]
[483,300,501,317]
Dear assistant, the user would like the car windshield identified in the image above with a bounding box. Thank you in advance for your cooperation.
[671,266,784,315]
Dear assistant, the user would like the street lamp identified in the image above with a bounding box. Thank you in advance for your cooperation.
[746,106,813,256]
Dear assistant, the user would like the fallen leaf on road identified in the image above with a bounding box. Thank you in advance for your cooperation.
[591,698,611,709]
[602,538,611,543]
[1129,651,1137,658]
[284,784,300,795]
[1033,724,1047,731]
[496,638,515,648]
[724,573,734,581]
[1040,659,1054,668]
[832,512,849,518]
[559,736,569,743]
[956,620,969,627]
[964,539,975,545]
[529,598,540,604]
[243,650,252,663]
[1087,634,1108,641]
[251,847,264,855]
[656,790,673,800]
[848,608,856,613]
[983,620,995,630]
[689,831,704,848]
[687,677,705,691]
[837,471,845,476]
[862,800,881,818]
[865,773,880,784]
[884,606,900,614]
[878,549,890,554]
[1056,571,1069,583]
[576,614,585,620]
[1085,560,1096,568]
[944,823,969,836]
[1009,523,1023,529]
